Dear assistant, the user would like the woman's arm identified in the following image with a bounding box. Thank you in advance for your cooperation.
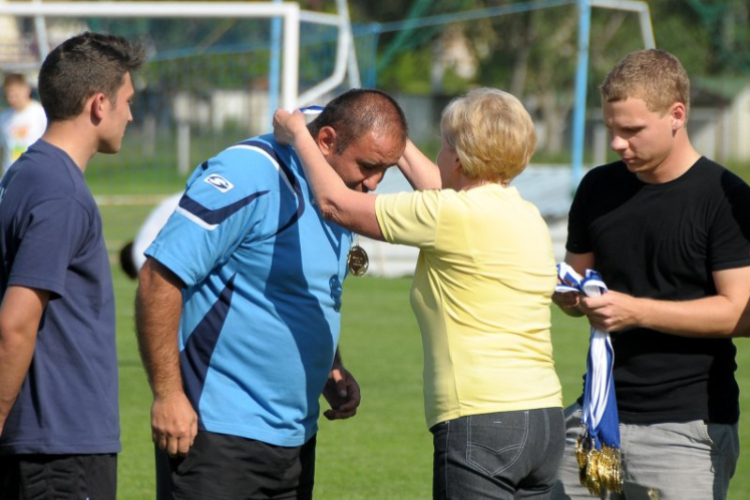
[397,139,442,190]
[273,109,384,240]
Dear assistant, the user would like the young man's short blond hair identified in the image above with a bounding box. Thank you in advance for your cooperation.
[440,87,536,184]
[601,49,690,117]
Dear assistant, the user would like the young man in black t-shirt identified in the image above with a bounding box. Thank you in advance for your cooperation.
[552,49,750,499]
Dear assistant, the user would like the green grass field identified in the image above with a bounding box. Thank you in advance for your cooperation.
[110,270,750,499]
[95,155,750,498]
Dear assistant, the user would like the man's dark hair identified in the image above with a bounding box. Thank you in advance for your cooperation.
[308,89,408,153]
[39,31,146,122]
[119,241,138,280]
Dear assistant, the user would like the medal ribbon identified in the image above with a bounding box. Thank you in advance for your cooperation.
[557,262,622,495]
[299,105,324,116]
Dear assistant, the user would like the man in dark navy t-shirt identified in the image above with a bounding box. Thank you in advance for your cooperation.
[552,50,750,499]
[0,32,144,499]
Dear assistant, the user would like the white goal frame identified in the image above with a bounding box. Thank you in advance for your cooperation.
[0,0,360,110]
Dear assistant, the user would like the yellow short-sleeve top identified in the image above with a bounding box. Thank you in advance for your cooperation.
[376,184,562,428]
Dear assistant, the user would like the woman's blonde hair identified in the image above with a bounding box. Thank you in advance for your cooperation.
[440,87,536,183]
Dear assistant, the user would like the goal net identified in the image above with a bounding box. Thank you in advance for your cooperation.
[0,1,358,265]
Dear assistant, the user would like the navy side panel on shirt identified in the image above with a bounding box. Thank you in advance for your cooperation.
[0,140,120,455]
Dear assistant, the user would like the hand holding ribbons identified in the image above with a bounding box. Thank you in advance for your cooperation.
[557,263,623,496]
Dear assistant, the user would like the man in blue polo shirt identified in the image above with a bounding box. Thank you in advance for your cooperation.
[136,89,408,499]
[0,32,145,499]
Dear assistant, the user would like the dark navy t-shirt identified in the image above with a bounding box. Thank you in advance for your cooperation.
[0,140,120,454]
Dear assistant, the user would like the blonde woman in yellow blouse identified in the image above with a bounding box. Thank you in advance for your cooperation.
[274,88,564,500]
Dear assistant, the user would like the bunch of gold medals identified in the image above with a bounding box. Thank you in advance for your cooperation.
[575,433,623,496]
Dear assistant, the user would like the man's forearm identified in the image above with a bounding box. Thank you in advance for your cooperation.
[583,290,750,338]
[589,266,750,338]
[637,294,749,338]
[135,259,186,397]
[0,329,37,430]
[0,286,47,432]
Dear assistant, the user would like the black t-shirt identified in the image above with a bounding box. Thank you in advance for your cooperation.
[567,157,750,424]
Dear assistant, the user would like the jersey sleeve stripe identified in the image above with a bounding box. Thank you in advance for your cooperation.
[238,140,307,236]
[176,190,269,230]
[230,142,296,195]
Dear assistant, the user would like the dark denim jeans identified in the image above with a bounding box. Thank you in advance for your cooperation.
[432,407,565,499]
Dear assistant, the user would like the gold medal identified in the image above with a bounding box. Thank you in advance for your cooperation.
[347,244,369,277]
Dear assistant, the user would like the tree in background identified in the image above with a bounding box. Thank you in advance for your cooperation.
[73,0,750,159]
[684,0,750,75]
[352,0,749,158]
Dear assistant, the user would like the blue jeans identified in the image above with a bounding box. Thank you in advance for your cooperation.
[432,407,565,499]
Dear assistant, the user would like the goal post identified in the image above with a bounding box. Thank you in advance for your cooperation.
[0,1,362,256]
[570,0,654,189]
[0,0,359,111]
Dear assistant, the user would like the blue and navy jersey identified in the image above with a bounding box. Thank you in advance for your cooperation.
[146,135,351,446]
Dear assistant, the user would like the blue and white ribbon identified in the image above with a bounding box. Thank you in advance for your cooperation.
[299,105,324,117]
[557,262,622,494]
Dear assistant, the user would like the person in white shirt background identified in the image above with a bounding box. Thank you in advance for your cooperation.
[0,73,47,177]
[119,193,182,280]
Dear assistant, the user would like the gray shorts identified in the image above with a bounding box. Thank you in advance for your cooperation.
[551,403,739,500]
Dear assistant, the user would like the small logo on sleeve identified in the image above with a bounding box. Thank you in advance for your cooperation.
[204,174,234,193]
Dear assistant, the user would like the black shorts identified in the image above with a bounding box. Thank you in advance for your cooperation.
[0,453,117,500]
[156,431,316,500]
